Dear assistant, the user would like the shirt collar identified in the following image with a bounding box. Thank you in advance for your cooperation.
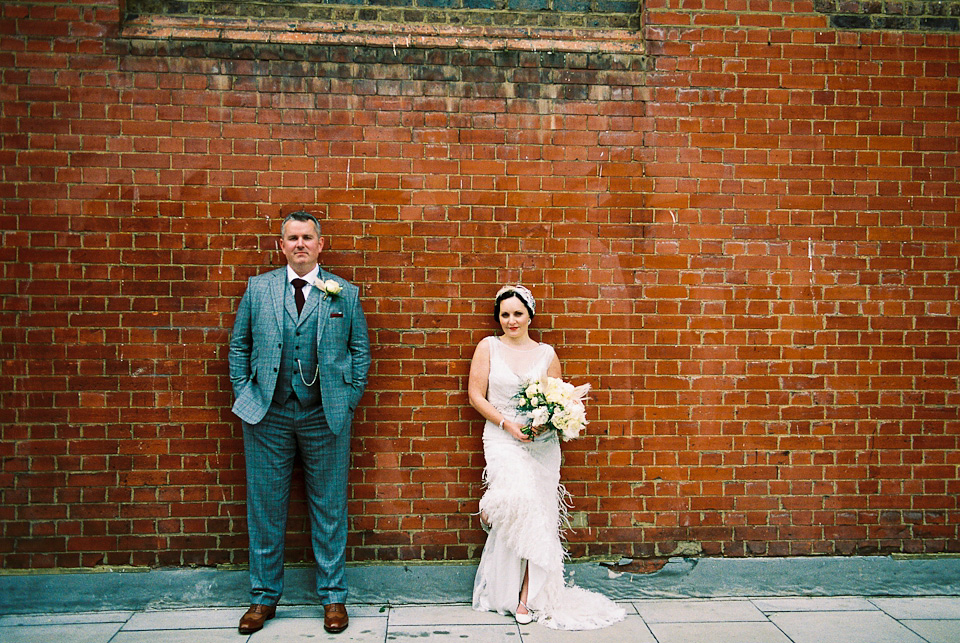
[287,264,320,285]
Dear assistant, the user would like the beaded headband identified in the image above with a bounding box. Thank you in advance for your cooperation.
[495,284,536,316]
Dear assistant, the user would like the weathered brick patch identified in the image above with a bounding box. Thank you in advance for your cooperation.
[816,0,960,31]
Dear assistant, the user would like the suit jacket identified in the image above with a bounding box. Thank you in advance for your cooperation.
[228,266,371,434]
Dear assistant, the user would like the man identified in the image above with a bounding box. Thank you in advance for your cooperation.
[228,211,371,635]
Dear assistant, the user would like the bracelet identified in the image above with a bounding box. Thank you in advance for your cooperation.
[498,418,504,430]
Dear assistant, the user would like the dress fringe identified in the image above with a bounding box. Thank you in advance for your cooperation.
[476,430,625,631]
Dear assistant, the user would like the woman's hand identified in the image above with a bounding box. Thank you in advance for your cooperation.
[502,418,532,442]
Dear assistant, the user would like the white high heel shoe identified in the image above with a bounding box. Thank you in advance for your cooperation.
[515,602,533,625]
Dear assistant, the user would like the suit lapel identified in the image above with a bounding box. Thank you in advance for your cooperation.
[315,269,333,345]
[271,269,287,331]
[284,284,300,325]
[298,282,321,328]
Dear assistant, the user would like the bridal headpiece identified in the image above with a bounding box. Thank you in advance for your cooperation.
[496,284,536,317]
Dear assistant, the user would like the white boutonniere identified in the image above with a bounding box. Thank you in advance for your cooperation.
[313,277,343,299]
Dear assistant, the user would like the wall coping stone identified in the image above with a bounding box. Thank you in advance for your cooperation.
[121,14,645,53]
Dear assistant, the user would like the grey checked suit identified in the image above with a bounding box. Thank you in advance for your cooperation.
[228,266,371,606]
[229,267,370,432]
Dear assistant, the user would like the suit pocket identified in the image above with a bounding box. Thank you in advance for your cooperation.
[250,349,259,381]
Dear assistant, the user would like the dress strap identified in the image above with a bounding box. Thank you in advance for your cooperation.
[485,335,501,359]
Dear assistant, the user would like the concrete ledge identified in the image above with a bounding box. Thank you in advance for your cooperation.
[2,556,959,614]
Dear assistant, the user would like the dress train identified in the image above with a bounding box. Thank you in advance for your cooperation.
[473,421,625,630]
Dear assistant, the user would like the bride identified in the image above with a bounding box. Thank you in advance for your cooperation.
[468,285,625,630]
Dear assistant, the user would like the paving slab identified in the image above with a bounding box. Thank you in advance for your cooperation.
[122,608,239,630]
[0,622,124,643]
[770,610,929,643]
[752,596,877,612]
[900,620,960,643]
[647,621,794,643]
[634,598,769,623]
[249,616,387,642]
[386,623,521,642]
[516,614,657,643]
[0,611,133,626]
[387,604,509,626]
[112,629,243,643]
[870,596,960,619]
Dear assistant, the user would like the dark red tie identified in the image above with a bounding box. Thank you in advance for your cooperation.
[292,278,307,315]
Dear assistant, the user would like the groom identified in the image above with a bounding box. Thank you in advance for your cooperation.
[228,210,371,635]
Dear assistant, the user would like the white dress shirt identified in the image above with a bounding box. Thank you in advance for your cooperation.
[287,264,319,304]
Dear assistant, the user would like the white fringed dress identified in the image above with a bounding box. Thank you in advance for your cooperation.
[472,336,625,630]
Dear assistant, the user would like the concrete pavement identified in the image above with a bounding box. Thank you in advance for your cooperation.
[2,596,959,643]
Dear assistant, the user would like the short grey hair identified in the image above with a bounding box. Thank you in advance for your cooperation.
[281,211,321,237]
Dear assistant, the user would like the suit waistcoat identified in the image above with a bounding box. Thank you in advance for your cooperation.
[273,283,321,407]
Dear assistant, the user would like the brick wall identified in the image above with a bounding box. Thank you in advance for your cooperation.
[0,0,957,569]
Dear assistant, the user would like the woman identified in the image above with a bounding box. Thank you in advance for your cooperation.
[468,285,625,630]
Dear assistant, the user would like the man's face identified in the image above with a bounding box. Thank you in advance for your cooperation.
[280,219,324,276]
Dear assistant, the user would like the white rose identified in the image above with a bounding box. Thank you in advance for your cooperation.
[544,378,567,405]
[555,401,587,440]
[524,381,542,400]
[314,278,343,297]
[530,406,550,427]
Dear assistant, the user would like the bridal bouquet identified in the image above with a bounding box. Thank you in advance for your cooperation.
[514,375,591,441]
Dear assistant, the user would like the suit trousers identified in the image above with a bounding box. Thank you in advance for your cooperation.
[242,396,351,606]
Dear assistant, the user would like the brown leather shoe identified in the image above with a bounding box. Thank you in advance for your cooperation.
[323,603,349,633]
[238,603,276,634]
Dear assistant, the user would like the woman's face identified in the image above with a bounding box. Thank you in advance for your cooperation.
[498,295,531,339]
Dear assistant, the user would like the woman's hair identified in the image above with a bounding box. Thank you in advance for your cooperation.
[494,286,535,319]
